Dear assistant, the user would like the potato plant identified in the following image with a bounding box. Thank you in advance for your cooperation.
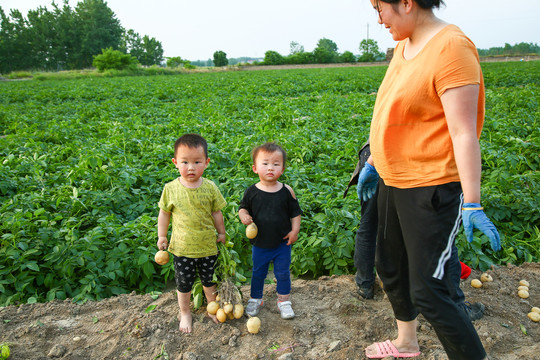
[0,62,538,306]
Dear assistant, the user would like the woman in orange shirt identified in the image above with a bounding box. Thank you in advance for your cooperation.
[357,1,501,359]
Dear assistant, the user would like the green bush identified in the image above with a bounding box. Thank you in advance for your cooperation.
[93,48,139,72]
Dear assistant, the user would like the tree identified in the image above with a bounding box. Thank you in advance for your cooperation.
[289,41,304,55]
[263,50,284,65]
[313,38,338,63]
[287,51,314,65]
[140,35,163,66]
[340,51,356,63]
[120,30,163,66]
[74,0,123,68]
[167,56,184,67]
[26,6,56,70]
[358,39,383,62]
[213,50,228,67]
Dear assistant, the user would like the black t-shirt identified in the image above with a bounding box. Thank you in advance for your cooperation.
[239,184,303,249]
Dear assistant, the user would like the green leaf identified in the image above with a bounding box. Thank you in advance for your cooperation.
[145,305,157,313]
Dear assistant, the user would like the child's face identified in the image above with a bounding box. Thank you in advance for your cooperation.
[172,145,209,183]
[252,150,284,183]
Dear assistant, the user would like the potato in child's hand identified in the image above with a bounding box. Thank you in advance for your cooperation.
[154,250,169,265]
[246,223,258,239]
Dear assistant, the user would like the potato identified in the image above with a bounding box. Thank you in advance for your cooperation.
[216,308,227,323]
[528,312,540,322]
[223,303,233,315]
[518,289,529,299]
[246,223,258,239]
[207,301,219,315]
[154,250,170,265]
[518,285,529,292]
[480,273,493,282]
[233,304,244,319]
[471,279,483,288]
[519,280,530,287]
[246,316,261,334]
[531,307,540,314]
[215,294,221,302]
[227,311,235,320]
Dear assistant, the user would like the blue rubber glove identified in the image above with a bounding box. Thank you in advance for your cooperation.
[462,202,501,251]
[356,163,379,202]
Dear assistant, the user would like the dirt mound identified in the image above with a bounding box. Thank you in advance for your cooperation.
[1,263,539,360]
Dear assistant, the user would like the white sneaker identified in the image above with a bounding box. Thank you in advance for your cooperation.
[278,301,295,319]
[245,298,264,316]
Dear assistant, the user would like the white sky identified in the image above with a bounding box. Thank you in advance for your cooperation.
[2,0,539,61]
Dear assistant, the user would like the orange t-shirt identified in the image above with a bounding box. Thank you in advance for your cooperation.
[370,25,485,189]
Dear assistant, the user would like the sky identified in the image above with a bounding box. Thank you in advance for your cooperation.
[2,0,539,61]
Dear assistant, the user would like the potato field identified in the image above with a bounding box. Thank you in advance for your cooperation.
[0,61,538,307]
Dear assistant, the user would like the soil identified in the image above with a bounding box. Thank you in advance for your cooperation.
[1,263,539,360]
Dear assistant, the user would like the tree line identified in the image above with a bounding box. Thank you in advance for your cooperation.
[0,0,163,74]
[261,38,386,66]
[477,42,540,57]
[1,0,538,74]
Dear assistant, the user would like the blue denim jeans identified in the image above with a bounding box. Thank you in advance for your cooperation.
[250,242,292,299]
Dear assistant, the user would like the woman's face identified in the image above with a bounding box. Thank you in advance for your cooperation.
[370,0,409,41]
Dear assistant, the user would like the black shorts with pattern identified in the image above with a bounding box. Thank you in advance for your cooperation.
[173,254,218,293]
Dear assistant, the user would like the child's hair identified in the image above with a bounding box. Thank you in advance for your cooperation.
[174,134,208,158]
[251,142,287,166]
[375,0,444,9]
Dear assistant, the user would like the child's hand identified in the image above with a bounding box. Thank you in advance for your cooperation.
[283,231,299,246]
[157,236,168,251]
[239,214,253,225]
[216,233,226,244]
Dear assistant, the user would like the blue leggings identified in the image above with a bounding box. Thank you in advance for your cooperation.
[250,242,291,299]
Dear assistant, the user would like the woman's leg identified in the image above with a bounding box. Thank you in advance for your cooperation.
[396,183,486,360]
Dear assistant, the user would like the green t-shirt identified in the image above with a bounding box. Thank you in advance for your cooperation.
[158,177,226,258]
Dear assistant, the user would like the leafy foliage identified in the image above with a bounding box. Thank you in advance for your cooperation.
[0,0,162,73]
[93,47,138,71]
[0,62,538,307]
[358,39,385,62]
[213,50,228,67]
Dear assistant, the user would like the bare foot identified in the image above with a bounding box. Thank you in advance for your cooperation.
[207,312,219,324]
[179,312,193,333]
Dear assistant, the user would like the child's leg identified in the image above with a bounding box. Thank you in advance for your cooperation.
[173,255,198,333]
[203,284,219,324]
[273,242,292,298]
[197,255,219,324]
[273,243,295,319]
[251,245,272,299]
[177,290,193,333]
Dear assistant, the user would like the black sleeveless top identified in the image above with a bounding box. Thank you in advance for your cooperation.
[239,184,303,248]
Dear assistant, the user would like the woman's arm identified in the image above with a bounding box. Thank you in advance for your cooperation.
[441,84,482,204]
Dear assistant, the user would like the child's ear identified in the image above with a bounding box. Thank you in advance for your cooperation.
[171,158,177,165]
[205,158,210,167]
[252,164,258,173]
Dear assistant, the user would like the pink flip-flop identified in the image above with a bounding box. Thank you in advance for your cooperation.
[365,340,421,359]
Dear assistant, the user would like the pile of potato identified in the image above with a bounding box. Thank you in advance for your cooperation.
[517,280,539,323]
[470,272,493,288]
[517,279,530,299]
[206,297,262,333]
[207,298,244,323]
